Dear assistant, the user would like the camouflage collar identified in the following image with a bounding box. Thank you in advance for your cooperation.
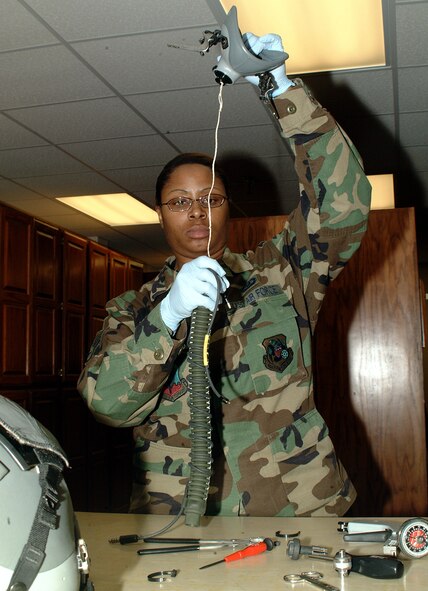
[223,248,253,273]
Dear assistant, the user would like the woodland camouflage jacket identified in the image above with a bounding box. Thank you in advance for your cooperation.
[78,80,372,517]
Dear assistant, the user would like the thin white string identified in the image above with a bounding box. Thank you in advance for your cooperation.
[207,82,224,258]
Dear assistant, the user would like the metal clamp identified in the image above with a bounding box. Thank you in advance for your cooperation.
[147,569,178,583]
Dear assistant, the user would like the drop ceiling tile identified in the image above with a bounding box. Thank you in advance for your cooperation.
[244,155,296,182]
[0,114,48,149]
[0,45,113,110]
[28,0,217,40]
[169,124,289,158]
[41,212,109,232]
[399,112,428,146]
[127,83,270,133]
[71,29,219,94]
[60,135,179,169]
[6,196,76,218]
[105,166,163,192]
[132,190,157,208]
[400,146,428,172]
[0,145,89,178]
[0,0,58,51]
[7,97,155,143]
[303,68,394,117]
[0,179,44,201]
[398,66,428,112]
[16,171,123,198]
[396,2,428,67]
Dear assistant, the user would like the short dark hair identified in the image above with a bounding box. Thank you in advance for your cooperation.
[155,152,229,206]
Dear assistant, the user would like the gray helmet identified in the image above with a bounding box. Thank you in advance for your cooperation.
[0,395,93,590]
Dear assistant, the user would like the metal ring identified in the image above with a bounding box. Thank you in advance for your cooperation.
[284,574,304,583]
[276,530,300,539]
[301,571,323,579]
[147,569,178,583]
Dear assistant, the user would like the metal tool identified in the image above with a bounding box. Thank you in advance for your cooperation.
[137,543,229,555]
[338,517,428,558]
[199,537,279,569]
[287,539,330,560]
[283,571,339,591]
[109,534,264,546]
[287,540,404,579]
[325,550,404,579]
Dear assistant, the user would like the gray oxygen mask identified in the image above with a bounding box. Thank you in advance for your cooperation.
[213,6,288,84]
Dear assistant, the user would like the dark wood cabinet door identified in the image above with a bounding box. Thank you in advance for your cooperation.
[62,232,87,383]
[110,252,128,299]
[89,242,109,310]
[128,259,145,291]
[33,305,60,383]
[33,221,61,301]
[62,308,86,382]
[0,300,31,383]
[0,206,32,297]
[63,232,87,307]
[33,222,61,383]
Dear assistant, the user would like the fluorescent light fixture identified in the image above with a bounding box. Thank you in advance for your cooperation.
[56,193,159,225]
[220,0,385,74]
[367,174,395,210]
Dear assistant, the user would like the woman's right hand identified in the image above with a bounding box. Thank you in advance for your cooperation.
[160,256,229,332]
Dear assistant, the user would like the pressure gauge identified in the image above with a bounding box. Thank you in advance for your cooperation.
[397,518,428,558]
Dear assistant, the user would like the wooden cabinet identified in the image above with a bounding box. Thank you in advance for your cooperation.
[0,203,144,512]
[33,221,61,384]
[0,207,32,384]
[128,259,145,290]
[62,232,88,384]
[110,251,128,298]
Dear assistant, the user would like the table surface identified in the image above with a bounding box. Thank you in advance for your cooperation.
[76,512,428,591]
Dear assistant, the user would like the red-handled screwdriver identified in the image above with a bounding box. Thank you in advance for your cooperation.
[199,537,279,569]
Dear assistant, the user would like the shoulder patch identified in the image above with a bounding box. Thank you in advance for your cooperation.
[262,334,293,373]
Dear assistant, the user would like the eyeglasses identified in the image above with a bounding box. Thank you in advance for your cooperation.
[160,194,228,212]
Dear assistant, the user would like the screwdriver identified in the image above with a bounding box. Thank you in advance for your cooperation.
[199,537,279,569]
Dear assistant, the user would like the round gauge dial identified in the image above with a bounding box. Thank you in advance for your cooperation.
[398,519,428,558]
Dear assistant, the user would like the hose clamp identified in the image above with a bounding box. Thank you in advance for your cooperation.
[147,569,178,583]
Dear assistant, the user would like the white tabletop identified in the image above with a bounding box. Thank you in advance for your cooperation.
[76,512,428,591]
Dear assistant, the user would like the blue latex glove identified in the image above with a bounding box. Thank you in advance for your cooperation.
[160,256,230,332]
[243,32,294,96]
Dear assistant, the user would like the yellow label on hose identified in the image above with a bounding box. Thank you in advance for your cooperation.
[203,335,210,366]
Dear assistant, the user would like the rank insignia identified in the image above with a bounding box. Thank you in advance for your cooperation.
[162,373,188,401]
[262,334,293,372]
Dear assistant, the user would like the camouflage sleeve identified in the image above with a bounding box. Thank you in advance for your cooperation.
[77,289,187,427]
[271,79,372,313]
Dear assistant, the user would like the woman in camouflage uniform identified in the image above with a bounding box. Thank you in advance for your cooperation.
[78,34,371,517]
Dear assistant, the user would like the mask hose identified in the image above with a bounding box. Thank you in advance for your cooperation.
[184,305,214,526]
[184,272,228,527]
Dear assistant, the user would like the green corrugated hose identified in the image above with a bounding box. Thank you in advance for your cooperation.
[184,305,214,527]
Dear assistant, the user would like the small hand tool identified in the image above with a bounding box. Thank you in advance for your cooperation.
[109,534,264,546]
[287,539,404,580]
[338,518,428,558]
[283,571,339,591]
[287,539,330,560]
[137,544,230,556]
[199,537,279,570]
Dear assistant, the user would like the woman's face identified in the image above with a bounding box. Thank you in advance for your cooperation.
[156,163,229,268]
